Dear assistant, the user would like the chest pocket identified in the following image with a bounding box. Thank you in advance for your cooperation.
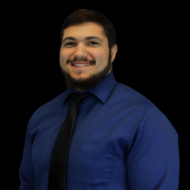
[72,141,114,185]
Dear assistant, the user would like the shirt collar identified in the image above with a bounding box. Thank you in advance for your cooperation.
[63,71,117,105]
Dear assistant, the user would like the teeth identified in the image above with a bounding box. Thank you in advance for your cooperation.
[73,64,91,67]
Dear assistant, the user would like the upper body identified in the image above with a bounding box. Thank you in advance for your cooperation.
[19,9,179,190]
[19,72,179,190]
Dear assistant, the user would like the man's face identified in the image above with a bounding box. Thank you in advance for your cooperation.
[59,22,117,92]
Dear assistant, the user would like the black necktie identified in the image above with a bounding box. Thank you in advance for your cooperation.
[48,92,91,190]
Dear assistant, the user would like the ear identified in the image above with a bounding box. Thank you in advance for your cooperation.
[111,44,118,63]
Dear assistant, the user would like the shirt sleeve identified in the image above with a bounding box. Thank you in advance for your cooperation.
[126,105,179,190]
[19,117,35,190]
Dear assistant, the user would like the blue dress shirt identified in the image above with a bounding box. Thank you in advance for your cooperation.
[19,71,179,190]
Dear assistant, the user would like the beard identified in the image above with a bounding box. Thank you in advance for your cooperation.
[59,51,112,92]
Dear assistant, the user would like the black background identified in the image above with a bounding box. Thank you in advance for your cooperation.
[2,2,186,189]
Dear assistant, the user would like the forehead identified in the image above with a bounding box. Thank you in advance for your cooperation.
[62,22,106,40]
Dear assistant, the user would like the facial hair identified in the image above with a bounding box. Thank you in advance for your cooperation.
[59,50,112,92]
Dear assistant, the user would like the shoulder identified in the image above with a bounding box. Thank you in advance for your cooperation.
[114,82,178,138]
[27,92,65,128]
[114,82,154,108]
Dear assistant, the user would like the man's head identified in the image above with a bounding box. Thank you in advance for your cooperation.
[59,9,118,92]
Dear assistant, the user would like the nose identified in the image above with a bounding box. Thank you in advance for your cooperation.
[71,43,90,62]
[74,43,88,55]
[68,43,95,64]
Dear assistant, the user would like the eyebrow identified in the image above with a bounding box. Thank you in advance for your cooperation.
[62,36,103,44]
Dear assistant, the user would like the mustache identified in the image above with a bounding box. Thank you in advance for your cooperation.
[67,59,95,64]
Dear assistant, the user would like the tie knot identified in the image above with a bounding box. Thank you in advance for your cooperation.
[71,92,91,104]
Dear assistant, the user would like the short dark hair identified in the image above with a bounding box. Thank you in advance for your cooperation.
[60,9,116,52]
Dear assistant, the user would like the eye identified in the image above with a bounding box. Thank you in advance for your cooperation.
[65,41,98,46]
[89,42,98,45]
[65,42,74,46]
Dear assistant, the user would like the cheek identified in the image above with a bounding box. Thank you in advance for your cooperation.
[60,51,66,59]
[96,51,108,64]
[60,51,69,64]
[92,51,106,62]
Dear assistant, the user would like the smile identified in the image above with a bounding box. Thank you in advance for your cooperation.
[70,63,93,70]
[71,63,92,67]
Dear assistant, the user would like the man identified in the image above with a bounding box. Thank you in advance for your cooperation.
[19,9,179,190]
